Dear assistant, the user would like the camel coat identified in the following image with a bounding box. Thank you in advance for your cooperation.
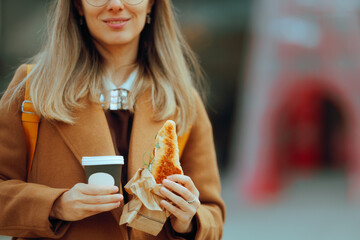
[0,65,225,240]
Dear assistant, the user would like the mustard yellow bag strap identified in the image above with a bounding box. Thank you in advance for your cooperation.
[21,64,40,177]
[178,129,191,159]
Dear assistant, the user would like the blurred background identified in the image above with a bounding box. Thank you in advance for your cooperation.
[2,0,360,239]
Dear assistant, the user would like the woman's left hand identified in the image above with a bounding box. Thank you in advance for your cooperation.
[160,174,200,234]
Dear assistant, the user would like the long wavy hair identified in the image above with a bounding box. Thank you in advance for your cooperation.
[10,0,203,135]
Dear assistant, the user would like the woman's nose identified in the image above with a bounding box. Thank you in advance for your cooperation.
[107,0,125,12]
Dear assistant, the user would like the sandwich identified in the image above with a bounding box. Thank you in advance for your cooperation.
[150,120,183,184]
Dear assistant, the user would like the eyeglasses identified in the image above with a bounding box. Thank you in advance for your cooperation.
[85,0,144,7]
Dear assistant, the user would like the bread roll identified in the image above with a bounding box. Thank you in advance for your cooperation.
[151,120,183,184]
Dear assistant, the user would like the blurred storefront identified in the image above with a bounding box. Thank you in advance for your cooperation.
[234,0,360,202]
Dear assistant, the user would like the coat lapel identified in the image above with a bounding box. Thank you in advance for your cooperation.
[52,100,116,163]
[128,90,173,180]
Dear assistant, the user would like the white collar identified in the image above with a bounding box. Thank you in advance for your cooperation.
[107,68,137,91]
[101,68,138,110]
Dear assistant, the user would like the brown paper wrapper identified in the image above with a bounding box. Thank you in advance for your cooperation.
[120,168,170,236]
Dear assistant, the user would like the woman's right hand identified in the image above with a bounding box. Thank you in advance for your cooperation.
[50,183,122,221]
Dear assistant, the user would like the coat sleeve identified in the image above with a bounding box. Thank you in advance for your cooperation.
[165,91,226,240]
[0,65,70,238]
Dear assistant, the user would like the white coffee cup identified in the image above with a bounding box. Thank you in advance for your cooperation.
[82,156,124,188]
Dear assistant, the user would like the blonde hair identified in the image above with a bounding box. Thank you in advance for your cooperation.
[11,0,203,135]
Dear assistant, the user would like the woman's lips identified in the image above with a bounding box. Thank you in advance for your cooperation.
[103,18,130,29]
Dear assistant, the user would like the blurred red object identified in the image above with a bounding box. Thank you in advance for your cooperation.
[283,84,323,171]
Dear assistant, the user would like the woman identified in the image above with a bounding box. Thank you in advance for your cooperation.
[0,0,225,239]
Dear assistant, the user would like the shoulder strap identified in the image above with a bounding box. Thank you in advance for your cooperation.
[178,129,191,159]
[21,64,40,177]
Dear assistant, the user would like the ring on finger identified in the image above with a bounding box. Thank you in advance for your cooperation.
[187,198,196,204]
